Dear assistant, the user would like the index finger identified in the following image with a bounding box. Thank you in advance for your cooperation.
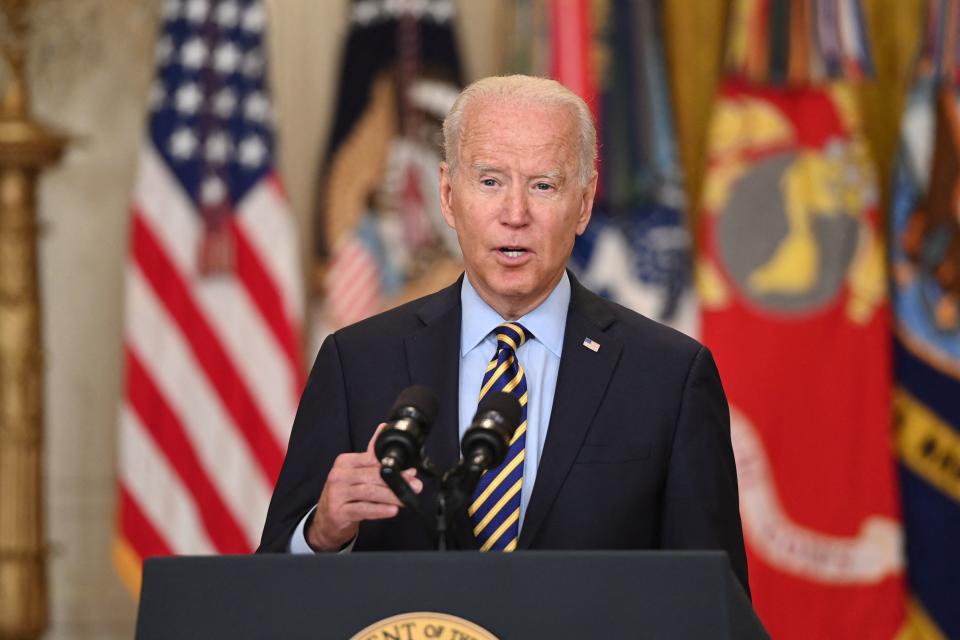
[366,422,389,457]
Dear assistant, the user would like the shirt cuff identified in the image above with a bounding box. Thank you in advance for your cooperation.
[287,507,356,554]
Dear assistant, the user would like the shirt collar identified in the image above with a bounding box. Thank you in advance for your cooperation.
[460,271,570,358]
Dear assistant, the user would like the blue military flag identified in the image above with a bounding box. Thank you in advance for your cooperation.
[890,2,960,636]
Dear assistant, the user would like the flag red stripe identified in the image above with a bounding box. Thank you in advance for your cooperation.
[118,484,173,559]
[230,218,304,396]
[333,275,380,325]
[267,172,289,201]
[327,239,365,281]
[330,255,379,310]
[125,348,252,553]
[131,212,284,482]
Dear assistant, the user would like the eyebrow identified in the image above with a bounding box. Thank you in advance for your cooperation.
[471,164,565,182]
[472,163,503,175]
[534,170,563,182]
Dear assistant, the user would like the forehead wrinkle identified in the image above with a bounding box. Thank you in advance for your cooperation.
[457,101,581,181]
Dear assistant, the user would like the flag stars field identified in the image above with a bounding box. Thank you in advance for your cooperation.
[181,37,208,70]
[241,4,264,32]
[185,0,209,24]
[238,135,266,168]
[243,92,269,123]
[215,2,240,29]
[205,132,230,164]
[214,43,242,75]
[169,127,198,160]
[213,88,237,118]
[200,176,226,206]
[175,83,202,115]
[242,52,264,78]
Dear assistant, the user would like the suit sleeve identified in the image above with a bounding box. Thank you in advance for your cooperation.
[659,345,750,596]
[257,333,353,552]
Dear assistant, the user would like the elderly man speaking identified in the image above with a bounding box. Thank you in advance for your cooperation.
[258,75,749,592]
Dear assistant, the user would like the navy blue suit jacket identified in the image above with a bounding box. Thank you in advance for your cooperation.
[258,274,749,593]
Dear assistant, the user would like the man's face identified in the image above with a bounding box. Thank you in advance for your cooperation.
[439,99,596,319]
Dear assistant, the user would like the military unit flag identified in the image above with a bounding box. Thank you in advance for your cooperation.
[698,1,905,637]
[506,0,696,335]
[890,1,960,636]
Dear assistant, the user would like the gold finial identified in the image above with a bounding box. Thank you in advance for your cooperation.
[0,0,32,118]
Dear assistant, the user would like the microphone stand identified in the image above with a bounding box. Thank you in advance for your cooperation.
[380,453,486,551]
[379,457,436,532]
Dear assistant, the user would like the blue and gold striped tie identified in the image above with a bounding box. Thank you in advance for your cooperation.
[469,322,528,552]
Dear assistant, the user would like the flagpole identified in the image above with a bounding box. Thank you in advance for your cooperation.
[0,1,67,637]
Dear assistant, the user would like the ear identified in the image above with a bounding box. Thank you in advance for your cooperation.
[439,161,456,230]
[575,170,598,235]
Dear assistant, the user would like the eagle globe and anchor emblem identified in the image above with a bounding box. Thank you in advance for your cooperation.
[697,87,902,585]
[699,87,885,322]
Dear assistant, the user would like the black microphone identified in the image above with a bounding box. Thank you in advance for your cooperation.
[375,385,438,471]
[461,391,522,473]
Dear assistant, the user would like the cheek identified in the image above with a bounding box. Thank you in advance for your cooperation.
[455,217,486,254]
[546,220,576,249]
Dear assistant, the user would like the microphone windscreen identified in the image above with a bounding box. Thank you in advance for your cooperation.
[390,384,439,424]
[477,391,522,428]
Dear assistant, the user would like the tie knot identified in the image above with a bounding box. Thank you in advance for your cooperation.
[494,322,528,350]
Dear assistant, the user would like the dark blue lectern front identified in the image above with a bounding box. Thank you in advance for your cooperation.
[136,551,767,639]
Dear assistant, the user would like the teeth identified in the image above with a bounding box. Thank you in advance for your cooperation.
[502,249,525,258]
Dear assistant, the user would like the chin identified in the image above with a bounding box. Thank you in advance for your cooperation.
[491,273,536,298]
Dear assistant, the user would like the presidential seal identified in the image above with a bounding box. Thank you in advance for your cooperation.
[351,612,498,640]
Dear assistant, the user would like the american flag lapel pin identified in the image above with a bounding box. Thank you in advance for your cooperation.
[582,337,600,352]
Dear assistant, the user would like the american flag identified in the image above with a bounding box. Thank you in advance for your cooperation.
[114,0,303,592]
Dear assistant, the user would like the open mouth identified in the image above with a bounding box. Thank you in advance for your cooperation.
[499,247,527,258]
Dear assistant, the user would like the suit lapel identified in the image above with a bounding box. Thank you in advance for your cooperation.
[404,278,463,474]
[403,276,480,549]
[519,276,622,548]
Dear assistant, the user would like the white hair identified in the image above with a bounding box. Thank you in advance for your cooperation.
[442,75,598,187]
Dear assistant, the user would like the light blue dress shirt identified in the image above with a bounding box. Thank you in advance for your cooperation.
[458,272,568,530]
[289,272,569,552]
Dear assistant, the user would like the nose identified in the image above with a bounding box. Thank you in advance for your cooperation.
[500,184,530,227]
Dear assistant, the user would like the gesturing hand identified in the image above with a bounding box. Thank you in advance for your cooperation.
[306,423,423,552]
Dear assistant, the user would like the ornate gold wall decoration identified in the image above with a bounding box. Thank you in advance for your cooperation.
[0,1,67,637]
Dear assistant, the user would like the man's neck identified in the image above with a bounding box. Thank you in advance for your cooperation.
[460,270,570,360]
[467,273,565,321]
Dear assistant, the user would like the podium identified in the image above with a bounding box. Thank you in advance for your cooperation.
[136,551,767,639]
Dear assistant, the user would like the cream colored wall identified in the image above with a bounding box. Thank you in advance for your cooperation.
[17,1,504,637]
[33,3,160,637]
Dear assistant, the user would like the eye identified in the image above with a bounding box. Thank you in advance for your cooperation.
[481,178,498,187]
[534,182,554,191]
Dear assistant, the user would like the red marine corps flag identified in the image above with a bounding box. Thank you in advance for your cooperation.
[698,1,905,637]
[114,0,304,592]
